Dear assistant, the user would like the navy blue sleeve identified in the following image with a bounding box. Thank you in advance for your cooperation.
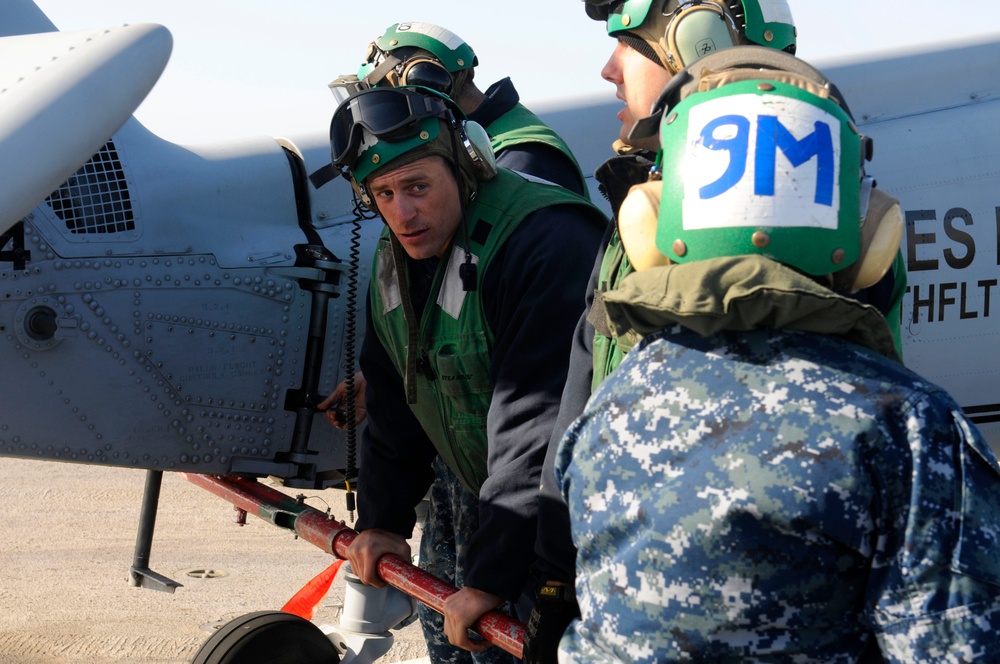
[463,204,604,599]
[355,302,438,538]
[532,221,613,584]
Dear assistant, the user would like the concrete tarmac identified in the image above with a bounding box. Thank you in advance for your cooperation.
[0,457,430,664]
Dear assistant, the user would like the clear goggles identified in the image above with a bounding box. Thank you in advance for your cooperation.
[328,74,366,106]
[330,87,454,170]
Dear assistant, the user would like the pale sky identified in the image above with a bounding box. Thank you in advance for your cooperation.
[30,1,1000,145]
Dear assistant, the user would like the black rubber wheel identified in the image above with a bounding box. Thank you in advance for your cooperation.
[191,611,341,664]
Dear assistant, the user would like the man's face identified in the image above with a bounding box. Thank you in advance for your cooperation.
[601,38,673,151]
[367,155,463,260]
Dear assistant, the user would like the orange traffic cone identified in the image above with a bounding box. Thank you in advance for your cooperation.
[281,559,345,620]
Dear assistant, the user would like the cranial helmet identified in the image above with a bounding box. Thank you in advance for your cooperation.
[329,86,495,208]
[617,47,903,292]
[584,0,796,72]
[357,22,478,97]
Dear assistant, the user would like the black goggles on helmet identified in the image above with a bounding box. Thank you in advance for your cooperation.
[584,0,623,21]
[330,87,455,171]
[363,45,455,96]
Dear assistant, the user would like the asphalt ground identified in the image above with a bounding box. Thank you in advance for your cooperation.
[0,457,430,664]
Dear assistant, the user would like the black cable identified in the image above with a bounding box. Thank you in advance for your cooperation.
[341,189,372,522]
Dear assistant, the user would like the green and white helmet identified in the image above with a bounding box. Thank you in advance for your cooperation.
[357,22,478,96]
[584,0,796,72]
[653,48,864,276]
[330,86,495,206]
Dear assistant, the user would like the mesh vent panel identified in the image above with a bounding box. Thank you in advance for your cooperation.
[46,140,134,234]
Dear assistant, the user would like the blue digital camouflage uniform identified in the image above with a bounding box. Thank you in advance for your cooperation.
[555,256,1000,663]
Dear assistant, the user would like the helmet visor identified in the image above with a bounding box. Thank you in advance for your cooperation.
[330,87,452,170]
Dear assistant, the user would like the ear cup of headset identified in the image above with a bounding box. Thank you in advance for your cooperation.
[618,180,671,271]
[460,121,497,181]
[400,58,454,95]
[665,4,739,70]
[833,188,904,293]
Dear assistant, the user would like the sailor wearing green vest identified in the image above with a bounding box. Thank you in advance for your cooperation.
[320,22,599,664]
[323,22,591,424]
[322,23,591,425]
[328,85,606,662]
[524,2,908,662]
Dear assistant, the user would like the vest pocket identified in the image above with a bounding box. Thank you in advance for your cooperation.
[432,342,492,415]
